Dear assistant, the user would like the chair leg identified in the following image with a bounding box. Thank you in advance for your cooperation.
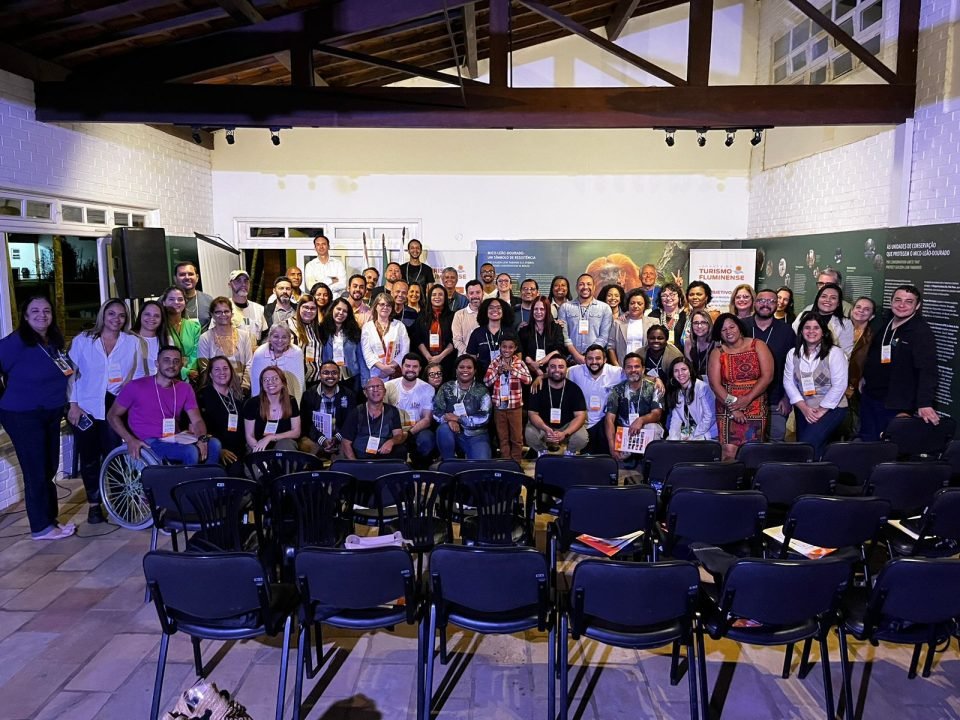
[559,615,569,720]
[670,640,682,685]
[695,627,710,720]
[781,642,794,679]
[145,528,160,603]
[275,615,292,720]
[799,637,814,679]
[423,605,438,720]
[908,644,922,679]
[417,616,426,720]
[921,641,937,678]
[171,530,180,552]
[293,624,306,720]
[192,636,204,677]
[818,632,835,720]
[151,633,170,720]
[313,622,324,675]
[547,623,556,720]
[837,629,855,720]
[686,637,699,720]
[439,623,449,665]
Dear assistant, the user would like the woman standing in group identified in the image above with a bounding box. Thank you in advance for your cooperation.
[320,296,367,395]
[775,286,796,324]
[793,282,854,358]
[466,297,514,378]
[249,324,306,402]
[666,357,717,440]
[684,309,715,379]
[68,299,146,524]
[598,284,626,322]
[414,284,456,380]
[519,295,566,379]
[198,356,246,473]
[844,296,877,437]
[608,289,652,366]
[0,297,76,539]
[549,275,571,319]
[132,300,167,375]
[685,281,716,322]
[197,296,253,392]
[310,282,333,322]
[647,282,686,348]
[708,313,774,460]
[362,293,410,382]
[406,283,424,316]
[160,286,201,381]
[495,274,519,307]
[243,366,301,452]
[288,295,323,391]
[784,312,848,458]
[729,284,756,321]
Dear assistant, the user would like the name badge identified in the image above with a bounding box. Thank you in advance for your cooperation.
[628,412,639,425]
[264,420,279,435]
[489,349,500,363]
[429,333,440,349]
[305,346,316,363]
[227,413,238,432]
[589,395,602,412]
[578,319,589,335]
[453,401,467,416]
[366,436,380,455]
[54,356,74,376]
[680,423,693,440]
[647,369,659,378]
[499,377,511,399]
[549,408,562,424]
[333,339,345,365]
[881,344,892,364]
[107,363,122,384]
[162,417,176,438]
[535,349,545,361]
[801,373,817,397]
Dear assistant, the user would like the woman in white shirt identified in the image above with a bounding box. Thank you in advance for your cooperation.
[248,324,305,403]
[792,283,854,359]
[784,311,849,459]
[361,293,410,381]
[67,299,146,524]
[198,296,254,392]
[666,356,717,440]
[132,300,167,376]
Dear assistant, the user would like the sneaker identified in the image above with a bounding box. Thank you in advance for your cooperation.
[87,504,105,524]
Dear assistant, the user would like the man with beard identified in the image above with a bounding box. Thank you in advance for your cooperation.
[558,274,613,365]
[385,353,436,467]
[513,278,539,329]
[479,262,497,299]
[604,352,663,467]
[362,267,380,303]
[442,266,468,312]
[525,356,588,456]
[567,343,624,454]
[227,269,268,342]
[743,288,796,441]
[264,275,297,328]
[174,261,213,330]
[300,360,356,459]
[399,238,435,291]
[452,280,483,355]
[370,262,403,305]
[346,274,373,326]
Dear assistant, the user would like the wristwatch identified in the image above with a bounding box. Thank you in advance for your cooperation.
[197,434,212,442]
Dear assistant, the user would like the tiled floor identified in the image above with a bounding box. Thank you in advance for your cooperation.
[1,475,959,720]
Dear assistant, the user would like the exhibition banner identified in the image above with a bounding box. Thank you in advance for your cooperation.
[688,248,757,312]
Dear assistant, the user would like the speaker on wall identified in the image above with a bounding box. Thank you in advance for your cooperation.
[111,227,169,299]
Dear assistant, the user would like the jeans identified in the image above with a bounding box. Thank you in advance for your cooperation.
[0,407,63,535]
[858,391,902,442]
[146,437,222,465]
[407,427,437,468]
[585,422,610,454]
[794,405,847,460]
[436,423,491,460]
[74,412,121,504]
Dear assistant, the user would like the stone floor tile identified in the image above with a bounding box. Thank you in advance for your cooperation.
[3,571,84,611]
[56,536,127,572]
[32,690,111,720]
[0,609,33,642]
[0,552,70,589]
[65,632,160,692]
[0,630,58,685]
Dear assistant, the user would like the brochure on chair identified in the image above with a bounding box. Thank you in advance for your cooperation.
[763,526,836,559]
[576,529,645,557]
[157,431,199,444]
[614,424,664,455]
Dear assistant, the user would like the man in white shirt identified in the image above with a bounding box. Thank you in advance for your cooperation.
[452,279,483,355]
[228,270,268,342]
[567,343,624,454]
[346,274,373,326]
[384,353,436,467]
[558,273,613,365]
[303,234,347,296]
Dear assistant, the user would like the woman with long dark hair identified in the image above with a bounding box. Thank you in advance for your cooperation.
[684,309,715,378]
[775,286,796,324]
[288,295,323,390]
[310,282,333,321]
[413,284,456,380]
[598,283,626,322]
[198,355,246,472]
[0,297,76,539]
[666,356,717,440]
[159,285,201,381]
[519,295,566,379]
[132,300,168,375]
[792,282,854,358]
[548,275,571,318]
[319,296,367,396]
[243,366,301,452]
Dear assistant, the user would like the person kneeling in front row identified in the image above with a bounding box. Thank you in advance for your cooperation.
[525,356,589,456]
[340,377,407,459]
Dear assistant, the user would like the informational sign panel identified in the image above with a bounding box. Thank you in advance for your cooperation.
[688,248,757,312]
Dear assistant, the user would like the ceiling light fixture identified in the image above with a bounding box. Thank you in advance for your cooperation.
[725,129,736,147]
[751,128,763,146]
[664,128,676,147]
[696,129,707,147]
[270,127,281,146]
[225,127,235,145]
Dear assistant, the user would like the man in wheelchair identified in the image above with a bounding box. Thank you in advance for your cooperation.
[108,345,221,465]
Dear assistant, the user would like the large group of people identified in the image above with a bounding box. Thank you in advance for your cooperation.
[0,235,941,539]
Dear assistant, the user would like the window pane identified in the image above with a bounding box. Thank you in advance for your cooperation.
[835,0,857,19]
[812,37,830,59]
[0,197,22,217]
[774,33,790,61]
[114,212,130,226]
[62,205,83,222]
[810,66,828,84]
[24,200,51,219]
[61,235,101,337]
[131,214,146,228]
[774,63,788,83]
[862,34,882,56]
[87,208,106,224]
[835,17,855,44]
[861,1,882,31]
[250,226,285,238]
[833,51,853,77]
[289,226,325,238]
[333,228,366,240]
[792,21,810,48]
[791,51,807,73]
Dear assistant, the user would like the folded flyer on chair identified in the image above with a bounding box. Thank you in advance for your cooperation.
[763,526,836,559]
[576,529,645,557]
[157,431,199,444]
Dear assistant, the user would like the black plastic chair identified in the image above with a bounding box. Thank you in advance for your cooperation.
[171,477,265,553]
[423,545,555,720]
[642,440,722,488]
[822,441,899,496]
[886,487,960,558]
[752,462,838,522]
[941,439,960,485]
[838,557,960,718]
[455,469,535,546]
[561,559,701,720]
[243,450,324,486]
[436,458,522,475]
[660,462,745,511]
[141,464,227,552]
[376,470,455,577]
[142,550,298,720]
[864,461,951,518]
[331,458,410,525]
[293,547,420,720]
[883,416,957,459]
[697,557,851,720]
[736,442,815,481]
[534,454,619,515]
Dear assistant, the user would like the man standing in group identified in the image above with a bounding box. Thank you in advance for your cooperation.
[174,261,213,330]
[385,353,437,467]
[513,278,539,328]
[304,234,346,296]
[264,275,297,328]
[371,262,402,305]
[107,345,220,465]
[346,274,373,326]
[567,343,623,454]
[267,266,304,303]
[744,288,796,441]
[604,353,663,467]
[363,267,380,303]
[525,355,588,456]
[391,280,418,327]
[800,267,852,315]
[340,377,406,459]
[479,262,497,299]
[640,264,661,309]
[399,238,435,291]
[453,280,483,355]
[300,360,356,459]
[228,269,268,341]
[559,273,613,365]
[441,267,468,312]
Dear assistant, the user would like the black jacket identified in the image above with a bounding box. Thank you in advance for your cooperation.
[862,313,938,411]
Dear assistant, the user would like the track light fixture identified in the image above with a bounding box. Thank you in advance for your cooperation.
[664,128,676,147]
[696,129,707,147]
[191,126,202,145]
[225,127,235,145]
[725,129,736,147]
[270,127,281,146]
[751,128,763,146]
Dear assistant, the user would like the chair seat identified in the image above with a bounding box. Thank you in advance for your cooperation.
[460,516,527,546]
[447,611,543,635]
[582,618,686,650]
[833,484,864,497]
[841,591,955,644]
[702,611,819,645]
[174,582,298,636]
[313,607,409,631]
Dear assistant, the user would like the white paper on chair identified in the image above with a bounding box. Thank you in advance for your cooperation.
[615,424,664,454]
[763,526,836,559]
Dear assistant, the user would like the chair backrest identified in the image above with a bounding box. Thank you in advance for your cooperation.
[642,440,722,486]
[455,469,532,546]
[753,462,838,507]
[883,416,957,459]
[782,495,890,551]
[665,489,767,548]
[437,458,522,475]
[916,488,960,543]
[736,442,815,473]
[141,464,227,518]
[330,459,411,483]
[718,557,850,627]
[664,462,744,493]
[534,454,618,513]
[569,559,699,636]
[864,557,960,627]
[430,545,549,627]
[558,485,658,550]
[941,439,960,482]
[375,471,455,549]
[822,441,900,487]
[865,461,952,516]
[273,471,357,548]
[243,450,324,486]
[294,546,416,622]
[171,477,263,552]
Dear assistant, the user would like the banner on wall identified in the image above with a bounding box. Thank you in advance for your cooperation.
[688,248,757,312]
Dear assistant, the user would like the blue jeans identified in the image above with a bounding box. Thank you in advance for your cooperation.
[436,423,491,460]
[147,437,222,465]
[0,407,63,535]
[407,428,437,467]
[794,405,847,460]
[858,391,902,442]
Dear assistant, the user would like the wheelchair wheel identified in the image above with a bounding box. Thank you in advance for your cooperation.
[98,444,159,530]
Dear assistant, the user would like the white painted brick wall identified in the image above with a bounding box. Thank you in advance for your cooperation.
[0,68,214,511]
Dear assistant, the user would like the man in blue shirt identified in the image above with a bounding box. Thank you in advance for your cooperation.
[558,274,613,365]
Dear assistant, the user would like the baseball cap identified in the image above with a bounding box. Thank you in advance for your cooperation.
[229,269,250,281]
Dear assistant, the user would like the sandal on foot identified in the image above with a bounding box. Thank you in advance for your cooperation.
[33,525,76,541]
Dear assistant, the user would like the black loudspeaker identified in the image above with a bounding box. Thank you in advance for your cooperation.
[111,227,169,299]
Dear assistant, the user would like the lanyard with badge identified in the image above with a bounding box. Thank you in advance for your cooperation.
[218,389,239,432]
[680,400,694,439]
[264,407,280,436]
[585,370,605,414]
[880,317,909,364]
[578,303,590,337]
[800,350,819,397]
[499,363,512,408]
[365,403,386,454]
[101,336,124,385]
[43,344,74,376]
[154,377,177,438]
[534,329,546,362]
[548,382,566,425]
[646,352,664,379]
[430,314,442,351]
[626,386,642,425]
[453,385,468,417]
[487,330,502,364]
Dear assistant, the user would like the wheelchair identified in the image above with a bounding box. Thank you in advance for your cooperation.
[98,443,161,530]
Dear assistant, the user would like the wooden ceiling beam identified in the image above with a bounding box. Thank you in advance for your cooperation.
[463,3,478,79]
[35,82,916,129]
[0,40,69,81]
[605,0,641,41]
[896,0,920,84]
[488,0,509,86]
[686,0,712,86]
[315,43,479,86]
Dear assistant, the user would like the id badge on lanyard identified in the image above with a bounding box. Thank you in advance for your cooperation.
[549,408,562,424]
[535,348,545,362]
[54,355,74,376]
[107,362,122,384]
[801,373,817,396]
[453,401,467,416]
[162,417,176,438]
[366,436,380,454]
[589,395,602,412]
[264,420,279,435]
[578,318,589,335]
[881,345,892,364]
[430,332,440,349]
[227,413,239,432]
